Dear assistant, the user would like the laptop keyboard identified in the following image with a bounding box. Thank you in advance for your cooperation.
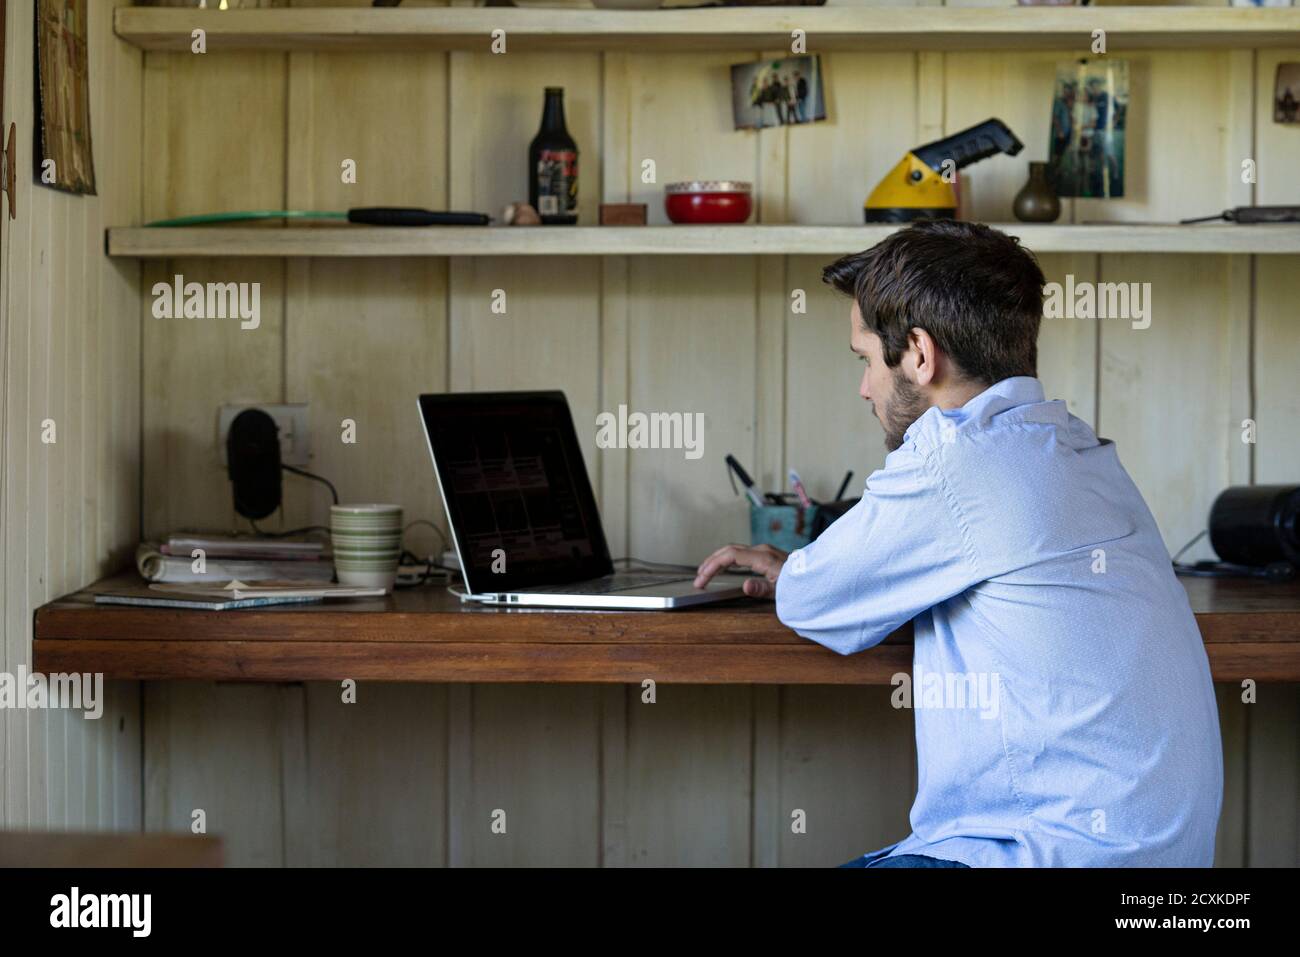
[528,573,692,595]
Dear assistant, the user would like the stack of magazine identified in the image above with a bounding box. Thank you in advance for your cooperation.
[95,533,390,610]
[135,533,334,584]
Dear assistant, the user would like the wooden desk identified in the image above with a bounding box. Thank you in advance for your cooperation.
[32,571,1300,684]
[0,831,223,868]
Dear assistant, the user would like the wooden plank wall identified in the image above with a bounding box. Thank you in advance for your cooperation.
[0,1,143,831]
[126,0,1300,866]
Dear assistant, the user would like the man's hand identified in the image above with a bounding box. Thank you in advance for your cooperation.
[694,543,789,600]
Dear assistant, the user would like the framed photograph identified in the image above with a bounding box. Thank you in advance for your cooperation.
[730,55,826,131]
[1275,62,1300,124]
[36,0,96,195]
[1047,58,1128,199]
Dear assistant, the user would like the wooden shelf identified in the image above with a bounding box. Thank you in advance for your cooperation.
[114,7,1300,53]
[106,223,1300,258]
[32,572,1300,684]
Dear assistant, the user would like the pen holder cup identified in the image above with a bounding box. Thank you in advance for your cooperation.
[750,503,821,552]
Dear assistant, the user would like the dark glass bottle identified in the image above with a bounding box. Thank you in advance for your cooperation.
[529,88,578,225]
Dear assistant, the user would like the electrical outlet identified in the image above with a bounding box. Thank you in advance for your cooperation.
[218,404,311,467]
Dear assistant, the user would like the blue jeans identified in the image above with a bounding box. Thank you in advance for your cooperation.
[839,853,969,868]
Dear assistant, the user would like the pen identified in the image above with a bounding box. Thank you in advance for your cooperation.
[835,470,854,501]
[725,454,765,509]
[789,469,813,509]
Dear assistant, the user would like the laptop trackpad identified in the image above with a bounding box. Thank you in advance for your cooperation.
[615,574,751,597]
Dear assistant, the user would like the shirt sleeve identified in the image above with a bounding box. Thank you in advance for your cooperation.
[774,443,983,655]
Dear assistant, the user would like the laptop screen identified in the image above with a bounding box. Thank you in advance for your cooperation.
[417,392,614,595]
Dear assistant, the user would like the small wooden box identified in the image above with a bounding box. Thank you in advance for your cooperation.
[599,203,648,226]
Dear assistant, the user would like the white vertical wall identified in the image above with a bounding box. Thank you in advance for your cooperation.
[0,1,144,831]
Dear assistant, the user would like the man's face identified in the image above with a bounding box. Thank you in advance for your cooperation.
[850,303,929,452]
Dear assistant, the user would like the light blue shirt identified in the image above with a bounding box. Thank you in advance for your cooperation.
[776,377,1223,867]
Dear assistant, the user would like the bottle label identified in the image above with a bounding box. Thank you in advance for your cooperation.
[536,149,578,217]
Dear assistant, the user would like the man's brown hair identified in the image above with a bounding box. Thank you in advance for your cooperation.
[822,220,1045,386]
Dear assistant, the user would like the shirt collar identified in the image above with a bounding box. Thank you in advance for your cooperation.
[902,377,1047,447]
[961,376,1045,414]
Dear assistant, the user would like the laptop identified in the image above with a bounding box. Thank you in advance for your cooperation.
[417,391,750,609]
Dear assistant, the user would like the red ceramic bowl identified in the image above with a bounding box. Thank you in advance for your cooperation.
[665,181,753,224]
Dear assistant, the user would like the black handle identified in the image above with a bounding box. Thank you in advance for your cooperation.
[913,119,1023,174]
[1227,206,1300,224]
[347,207,491,227]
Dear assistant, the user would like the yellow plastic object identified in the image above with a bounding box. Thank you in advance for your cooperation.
[864,152,956,220]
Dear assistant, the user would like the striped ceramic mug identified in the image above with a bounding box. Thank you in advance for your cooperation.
[330,504,403,590]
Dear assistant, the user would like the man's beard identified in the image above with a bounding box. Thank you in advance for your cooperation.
[880,369,930,452]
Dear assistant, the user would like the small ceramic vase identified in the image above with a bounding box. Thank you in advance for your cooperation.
[1013,162,1062,223]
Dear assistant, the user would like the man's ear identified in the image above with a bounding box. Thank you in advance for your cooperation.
[909,327,940,387]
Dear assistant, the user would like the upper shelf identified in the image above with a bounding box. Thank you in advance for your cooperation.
[114,6,1300,53]
[106,224,1300,257]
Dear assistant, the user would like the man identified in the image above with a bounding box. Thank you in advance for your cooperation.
[694,221,1223,867]
[1050,81,1076,192]
[791,70,808,123]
